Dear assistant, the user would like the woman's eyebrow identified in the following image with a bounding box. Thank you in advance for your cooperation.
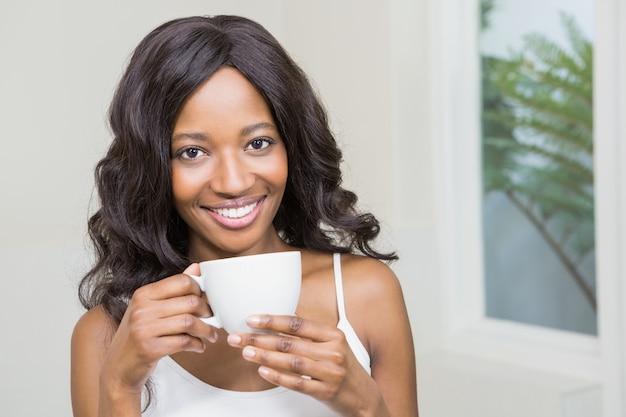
[240,122,277,137]
[171,132,208,144]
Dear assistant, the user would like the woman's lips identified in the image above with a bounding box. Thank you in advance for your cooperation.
[204,197,265,229]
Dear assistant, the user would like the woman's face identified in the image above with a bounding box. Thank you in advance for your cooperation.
[171,67,288,260]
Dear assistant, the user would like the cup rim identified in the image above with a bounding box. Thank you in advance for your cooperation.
[197,250,301,267]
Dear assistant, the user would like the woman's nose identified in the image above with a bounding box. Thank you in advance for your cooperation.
[209,153,254,196]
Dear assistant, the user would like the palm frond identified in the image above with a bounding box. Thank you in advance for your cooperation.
[480,12,596,310]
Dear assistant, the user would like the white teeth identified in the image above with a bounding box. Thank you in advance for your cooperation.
[211,202,257,219]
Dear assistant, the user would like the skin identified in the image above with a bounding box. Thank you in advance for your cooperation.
[71,67,418,417]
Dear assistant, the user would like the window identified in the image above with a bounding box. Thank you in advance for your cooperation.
[429,0,625,413]
[479,0,596,335]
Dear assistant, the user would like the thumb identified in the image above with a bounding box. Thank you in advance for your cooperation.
[183,263,201,276]
[184,263,204,296]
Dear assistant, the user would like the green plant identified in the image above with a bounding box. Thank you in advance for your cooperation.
[481,12,595,310]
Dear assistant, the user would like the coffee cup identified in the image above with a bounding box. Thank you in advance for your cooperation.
[189,251,301,334]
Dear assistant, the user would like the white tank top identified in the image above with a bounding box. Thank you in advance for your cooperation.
[143,253,371,417]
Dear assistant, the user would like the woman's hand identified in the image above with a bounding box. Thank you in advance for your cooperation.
[226,315,390,417]
[96,264,217,411]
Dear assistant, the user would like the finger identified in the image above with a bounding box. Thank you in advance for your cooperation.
[183,263,200,276]
[125,311,217,349]
[228,332,335,363]
[125,292,213,336]
[246,315,339,342]
[133,272,202,301]
[183,263,207,303]
[120,317,212,360]
[242,346,316,377]
[240,343,344,381]
[150,294,212,321]
[157,314,218,343]
[256,364,331,399]
[152,333,208,356]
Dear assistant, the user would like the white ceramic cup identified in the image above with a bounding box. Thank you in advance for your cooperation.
[189,251,301,334]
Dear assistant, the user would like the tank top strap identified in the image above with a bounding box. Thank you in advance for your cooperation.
[332,252,371,375]
[333,253,348,321]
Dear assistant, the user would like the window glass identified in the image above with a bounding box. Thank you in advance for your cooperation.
[480,0,596,335]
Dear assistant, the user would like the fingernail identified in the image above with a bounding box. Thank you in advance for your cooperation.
[258,366,270,377]
[246,315,261,326]
[227,334,241,345]
[206,332,218,343]
[243,346,256,358]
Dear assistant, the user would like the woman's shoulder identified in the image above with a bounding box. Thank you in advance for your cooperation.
[338,254,408,345]
[338,254,413,374]
[340,253,401,294]
[71,306,118,416]
[297,249,404,311]
[72,305,116,350]
[299,249,400,293]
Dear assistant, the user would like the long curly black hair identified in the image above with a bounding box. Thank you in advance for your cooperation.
[79,15,397,324]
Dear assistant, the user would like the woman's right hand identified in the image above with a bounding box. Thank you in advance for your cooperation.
[71,264,216,417]
[102,264,216,392]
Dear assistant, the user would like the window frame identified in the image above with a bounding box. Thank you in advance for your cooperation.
[429,0,625,411]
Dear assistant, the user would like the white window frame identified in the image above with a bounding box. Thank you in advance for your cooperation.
[429,0,625,413]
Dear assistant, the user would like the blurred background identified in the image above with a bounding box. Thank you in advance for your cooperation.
[0,0,624,416]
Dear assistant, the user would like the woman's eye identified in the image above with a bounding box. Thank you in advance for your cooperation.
[246,138,272,151]
[178,147,206,160]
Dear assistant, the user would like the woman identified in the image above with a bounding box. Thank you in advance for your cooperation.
[71,15,418,417]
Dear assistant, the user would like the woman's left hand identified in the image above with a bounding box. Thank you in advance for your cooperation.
[226,315,389,417]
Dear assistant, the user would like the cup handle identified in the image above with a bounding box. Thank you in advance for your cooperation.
[188,274,222,329]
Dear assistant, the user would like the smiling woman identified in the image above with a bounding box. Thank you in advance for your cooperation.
[70,14,418,417]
